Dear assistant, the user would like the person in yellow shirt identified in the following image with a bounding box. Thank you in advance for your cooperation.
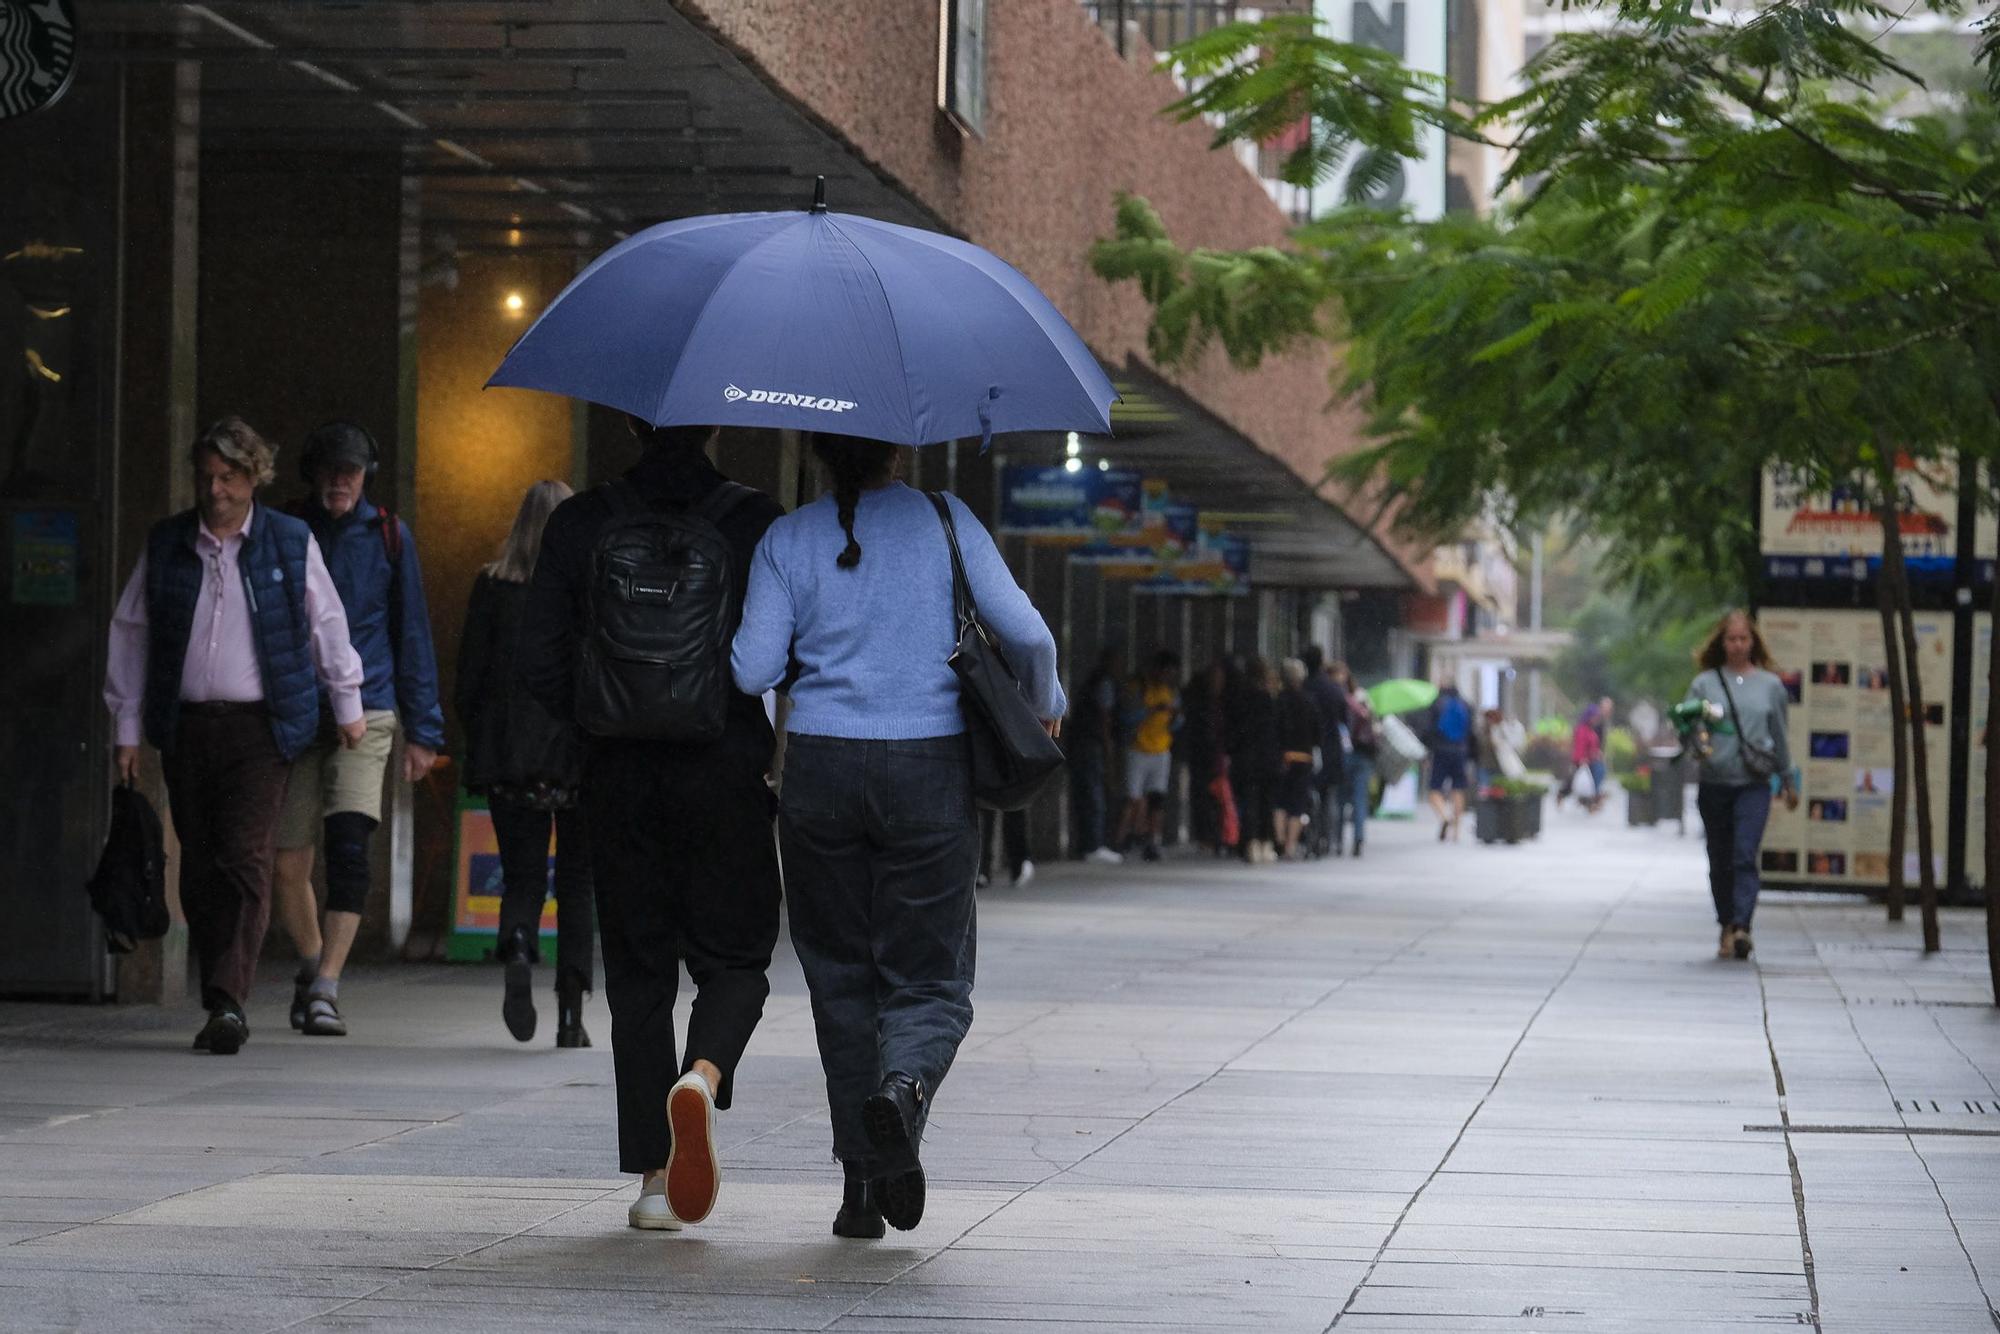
[1113,650,1182,862]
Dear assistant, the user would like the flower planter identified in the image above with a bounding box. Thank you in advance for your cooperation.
[1477,793,1541,844]
[1625,786,1657,826]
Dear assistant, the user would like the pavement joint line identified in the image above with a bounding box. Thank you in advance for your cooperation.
[1785,903,2000,1332]
[1325,881,1635,1333]
[1743,1123,2000,1137]
[815,870,1527,1331]
[250,1176,633,1334]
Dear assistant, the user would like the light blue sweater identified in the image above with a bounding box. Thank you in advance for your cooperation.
[732,483,1066,740]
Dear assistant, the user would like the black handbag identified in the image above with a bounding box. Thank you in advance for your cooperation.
[85,782,169,954]
[926,492,1066,811]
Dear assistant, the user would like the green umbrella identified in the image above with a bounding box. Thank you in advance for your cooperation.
[1367,678,1438,717]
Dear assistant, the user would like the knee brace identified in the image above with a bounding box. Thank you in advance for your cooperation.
[1146,791,1166,815]
[322,811,379,915]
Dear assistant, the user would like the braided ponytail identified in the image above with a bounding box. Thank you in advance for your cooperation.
[811,435,899,569]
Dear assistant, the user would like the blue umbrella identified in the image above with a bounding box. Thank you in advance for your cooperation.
[487,184,1117,447]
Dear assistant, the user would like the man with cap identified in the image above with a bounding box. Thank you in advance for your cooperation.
[271,420,446,1037]
[104,415,368,1054]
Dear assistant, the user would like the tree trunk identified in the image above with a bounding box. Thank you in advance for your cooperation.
[1987,546,2000,1005]
[1876,564,1910,923]
[1876,477,1942,953]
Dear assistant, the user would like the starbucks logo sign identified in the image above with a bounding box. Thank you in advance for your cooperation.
[0,0,78,121]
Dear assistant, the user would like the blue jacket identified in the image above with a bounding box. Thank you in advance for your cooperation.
[298,495,447,750]
[143,507,322,761]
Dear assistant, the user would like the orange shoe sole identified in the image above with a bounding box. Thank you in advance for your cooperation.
[665,1081,719,1224]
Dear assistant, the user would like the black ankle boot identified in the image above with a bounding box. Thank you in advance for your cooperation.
[862,1074,927,1231]
[500,927,536,1043]
[833,1173,885,1239]
[555,974,591,1048]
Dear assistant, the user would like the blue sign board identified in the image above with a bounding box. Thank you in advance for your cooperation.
[998,465,1143,536]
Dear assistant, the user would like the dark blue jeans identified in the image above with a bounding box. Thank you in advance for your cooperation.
[1698,782,1772,928]
[779,733,981,1174]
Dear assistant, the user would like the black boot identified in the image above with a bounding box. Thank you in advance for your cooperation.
[862,1073,927,1231]
[833,1171,885,1239]
[499,927,536,1043]
[555,973,591,1048]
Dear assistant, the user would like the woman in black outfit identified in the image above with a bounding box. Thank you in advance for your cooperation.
[455,480,594,1047]
[1274,658,1321,859]
[1230,658,1282,864]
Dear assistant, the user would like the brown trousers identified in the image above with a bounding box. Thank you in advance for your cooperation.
[161,705,292,1012]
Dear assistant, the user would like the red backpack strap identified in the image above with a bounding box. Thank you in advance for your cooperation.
[374,507,404,563]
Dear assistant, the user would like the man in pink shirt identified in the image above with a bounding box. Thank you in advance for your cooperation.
[104,416,366,1055]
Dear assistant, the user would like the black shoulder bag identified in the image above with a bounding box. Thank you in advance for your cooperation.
[926,492,1066,811]
[1716,669,1781,781]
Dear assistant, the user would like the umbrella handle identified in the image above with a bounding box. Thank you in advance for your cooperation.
[811,176,827,213]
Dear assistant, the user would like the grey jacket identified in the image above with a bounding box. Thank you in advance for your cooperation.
[1684,666,1793,788]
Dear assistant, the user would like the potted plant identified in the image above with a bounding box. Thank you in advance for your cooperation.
[1478,778,1547,844]
[1624,767,1656,826]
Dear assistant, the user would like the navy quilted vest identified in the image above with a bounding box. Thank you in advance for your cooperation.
[143,507,321,761]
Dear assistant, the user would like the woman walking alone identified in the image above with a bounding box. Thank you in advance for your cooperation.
[454,481,594,1046]
[733,435,1064,1237]
[1685,610,1796,960]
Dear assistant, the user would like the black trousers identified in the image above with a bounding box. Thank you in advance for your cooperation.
[489,797,595,991]
[779,733,981,1175]
[583,731,781,1174]
[980,807,1029,882]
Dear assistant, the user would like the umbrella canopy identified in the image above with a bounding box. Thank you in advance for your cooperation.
[1366,679,1438,717]
[488,192,1117,447]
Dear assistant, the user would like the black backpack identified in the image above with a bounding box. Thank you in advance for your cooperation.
[85,783,169,954]
[575,478,757,742]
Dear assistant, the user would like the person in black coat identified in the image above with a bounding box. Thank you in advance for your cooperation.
[455,480,592,1048]
[1229,658,1282,863]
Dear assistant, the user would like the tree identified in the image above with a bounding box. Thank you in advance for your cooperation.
[1092,0,2000,982]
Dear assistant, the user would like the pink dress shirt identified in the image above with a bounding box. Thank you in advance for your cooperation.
[103,505,366,748]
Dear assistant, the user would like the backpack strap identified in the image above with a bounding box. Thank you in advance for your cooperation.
[695,480,759,526]
[371,506,405,673]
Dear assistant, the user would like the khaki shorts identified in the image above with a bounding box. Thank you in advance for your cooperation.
[275,710,398,848]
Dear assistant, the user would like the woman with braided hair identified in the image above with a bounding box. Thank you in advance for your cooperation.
[733,432,1065,1238]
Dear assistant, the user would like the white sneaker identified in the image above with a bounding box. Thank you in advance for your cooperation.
[1086,846,1124,865]
[627,1177,682,1231]
[1011,859,1036,887]
[665,1070,720,1224]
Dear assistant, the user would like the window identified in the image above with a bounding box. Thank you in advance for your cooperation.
[937,0,987,136]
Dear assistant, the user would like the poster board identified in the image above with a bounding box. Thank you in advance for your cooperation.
[1755,609,1953,888]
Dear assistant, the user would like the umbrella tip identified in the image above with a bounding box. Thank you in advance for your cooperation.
[811,176,827,213]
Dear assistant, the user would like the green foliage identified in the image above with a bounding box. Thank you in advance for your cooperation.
[1622,768,1654,794]
[1494,777,1551,799]
[1554,588,1719,715]
[1091,2,2000,597]
[1607,727,1642,777]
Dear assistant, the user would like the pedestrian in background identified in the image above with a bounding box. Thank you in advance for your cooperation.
[1333,663,1375,858]
[1686,610,1797,961]
[1424,680,1474,841]
[1231,658,1281,864]
[1571,703,1607,814]
[1181,659,1230,854]
[103,416,366,1055]
[455,479,592,1048]
[522,417,785,1232]
[1274,659,1320,859]
[733,434,1064,1237]
[1113,649,1181,862]
[1068,643,1123,863]
[271,421,447,1040]
[1301,646,1347,857]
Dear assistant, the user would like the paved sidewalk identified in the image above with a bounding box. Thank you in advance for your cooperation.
[2,801,1996,1333]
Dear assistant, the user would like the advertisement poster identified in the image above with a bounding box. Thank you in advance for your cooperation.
[10,510,79,606]
[1756,609,1953,888]
[1761,457,1968,584]
[446,797,561,962]
[998,465,1142,536]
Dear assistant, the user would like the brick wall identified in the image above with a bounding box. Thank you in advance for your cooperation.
[678,0,1425,583]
